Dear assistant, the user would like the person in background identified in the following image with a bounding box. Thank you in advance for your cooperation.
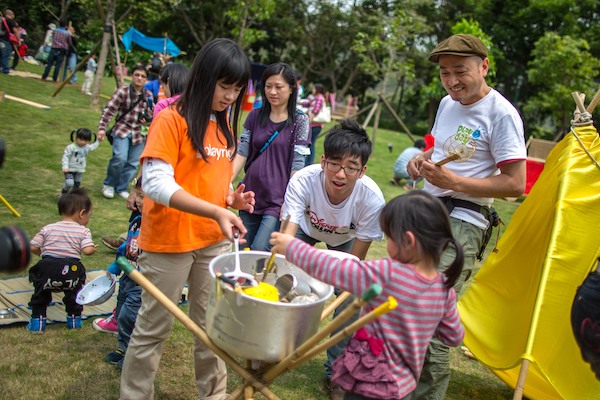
[391,139,426,189]
[231,62,310,251]
[97,65,152,200]
[119,38,255,400]
[407,33,526,399]
[10,21,26,70]
[94,179,145,370]
[153,63,189,117]
[41,19,71,82]
[280,119,385,400]
[61,128,101,194]
[306,83,327,166]
[270,190,465,399]
[571,257,600,380]
[81,53,97,95]
[0,9,19,74]
[64,25,78,84]
[27,188,96,333]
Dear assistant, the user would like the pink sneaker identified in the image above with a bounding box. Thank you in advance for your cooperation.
[92,311,118,335]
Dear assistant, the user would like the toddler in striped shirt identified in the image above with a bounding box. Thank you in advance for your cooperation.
[27,188,96,332]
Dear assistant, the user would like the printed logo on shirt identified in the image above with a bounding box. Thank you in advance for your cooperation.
[202,144,233,160]
[442,124,481,162]
[306,210,356,235]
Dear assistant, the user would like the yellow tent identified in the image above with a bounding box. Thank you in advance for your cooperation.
[458,100,600,399]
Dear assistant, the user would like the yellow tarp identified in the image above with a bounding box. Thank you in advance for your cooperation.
[458,124,600,400]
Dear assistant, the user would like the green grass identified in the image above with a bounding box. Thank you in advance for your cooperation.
[0,61,516,399]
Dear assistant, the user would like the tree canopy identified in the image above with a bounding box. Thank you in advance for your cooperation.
[7,0,599,139]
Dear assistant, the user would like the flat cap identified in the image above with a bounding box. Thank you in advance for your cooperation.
[428,34,488,62]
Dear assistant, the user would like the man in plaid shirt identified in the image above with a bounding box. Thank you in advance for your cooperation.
[41,19,71,82]
[97,65,152,199]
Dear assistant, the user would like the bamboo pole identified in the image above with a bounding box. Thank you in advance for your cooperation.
[512,359,531,400]
[378,94,416,142]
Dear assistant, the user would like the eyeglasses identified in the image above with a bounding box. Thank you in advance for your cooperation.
[324,161,362,176]
[133,73,147,78]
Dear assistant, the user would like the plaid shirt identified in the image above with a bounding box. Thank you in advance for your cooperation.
[98,85,151,146]
[50,27,71,50]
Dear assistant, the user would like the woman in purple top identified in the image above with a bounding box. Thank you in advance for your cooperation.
[306,83,327,166]
[152,63,189,118]
[232,62,310,251]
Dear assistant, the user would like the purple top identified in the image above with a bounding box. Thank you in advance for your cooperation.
[240,109,310,217]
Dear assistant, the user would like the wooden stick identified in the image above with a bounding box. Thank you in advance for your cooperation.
[320,291,351,321]
[0,195,21,217]
[264,295,397,381]
[571,91,587,114]
[115,258,280,400]
[435,153,460,166]
[4,95,51,110]
[512,358,530,400]
[586,88,600,113]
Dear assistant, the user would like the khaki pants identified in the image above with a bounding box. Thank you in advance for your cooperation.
[120,241,230,400]
[412,218,482,400]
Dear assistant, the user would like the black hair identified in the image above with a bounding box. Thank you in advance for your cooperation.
[131,65,147,77]
[58,188,92,217]
[58,19,67,28]
[323,119,372,166]
[258,62,298,128]
[160,63,189,97]
[414,139,426,149]
[295,72,302,81]
[379,191,464,289]
[73,128,93,141]
[313,83,325,95]
[178,38,251,161]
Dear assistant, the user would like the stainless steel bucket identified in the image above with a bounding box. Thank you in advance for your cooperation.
[207,250,333,362]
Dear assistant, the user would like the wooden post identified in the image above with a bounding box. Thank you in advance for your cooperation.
[379,94,416,142]
[512,359,530,400]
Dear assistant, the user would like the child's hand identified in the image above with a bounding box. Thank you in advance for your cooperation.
[227,183,255,213]
[269,232,295,255]
[62,167,69,173]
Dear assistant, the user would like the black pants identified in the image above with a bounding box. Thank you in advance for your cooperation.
[571,267,600,379]
[28,256,86,317]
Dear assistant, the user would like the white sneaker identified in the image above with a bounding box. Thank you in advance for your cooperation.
[102,185,115,199]
[117,191,129,199]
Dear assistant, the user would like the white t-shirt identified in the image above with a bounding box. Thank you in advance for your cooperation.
[282,164,385,246]
[426,89,526,229]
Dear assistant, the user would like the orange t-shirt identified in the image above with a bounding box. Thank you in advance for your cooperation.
[139,107,234,253]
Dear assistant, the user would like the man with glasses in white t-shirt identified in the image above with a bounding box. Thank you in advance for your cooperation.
[281,118,385,400]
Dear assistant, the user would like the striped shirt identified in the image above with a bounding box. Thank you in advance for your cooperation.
[30,221,94,259]
[286,239,464,398]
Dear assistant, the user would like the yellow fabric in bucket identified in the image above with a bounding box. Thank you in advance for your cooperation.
[242,282,279,302]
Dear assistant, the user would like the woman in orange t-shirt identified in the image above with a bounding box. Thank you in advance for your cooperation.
[119,38,255,400]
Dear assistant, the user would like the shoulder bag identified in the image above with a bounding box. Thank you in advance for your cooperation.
[313,104,331,124]
[106,85,143,145]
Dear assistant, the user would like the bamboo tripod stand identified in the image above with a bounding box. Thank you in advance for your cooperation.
[116,257,397,400]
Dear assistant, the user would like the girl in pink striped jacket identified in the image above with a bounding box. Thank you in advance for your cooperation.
[270,190,465,399]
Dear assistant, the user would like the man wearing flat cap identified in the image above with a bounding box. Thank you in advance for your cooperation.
[407,34,527,399]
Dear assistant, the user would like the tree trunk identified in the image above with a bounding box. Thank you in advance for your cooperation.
[91,0,116,107]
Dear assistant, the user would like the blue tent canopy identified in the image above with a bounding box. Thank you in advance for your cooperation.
[120,27,182,57]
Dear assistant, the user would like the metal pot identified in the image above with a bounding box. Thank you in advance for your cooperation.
[76,273,117,306]
[207,251,333,362]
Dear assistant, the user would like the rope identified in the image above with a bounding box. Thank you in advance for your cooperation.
[569,127,600,171]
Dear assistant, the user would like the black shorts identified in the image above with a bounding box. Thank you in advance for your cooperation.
[29,256,86,292]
